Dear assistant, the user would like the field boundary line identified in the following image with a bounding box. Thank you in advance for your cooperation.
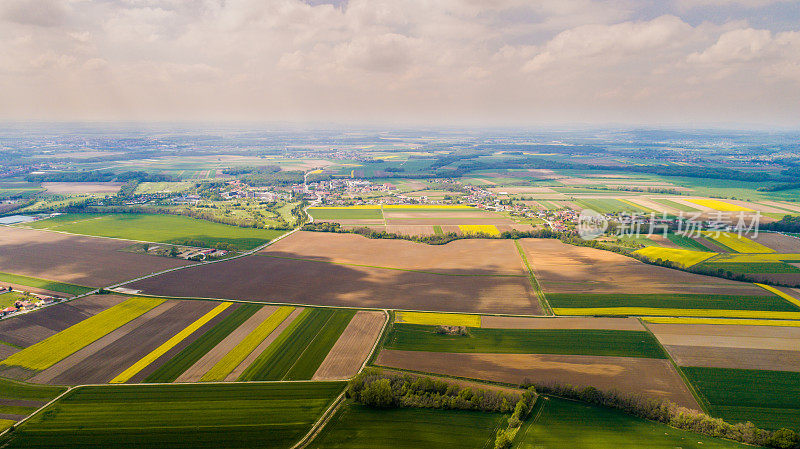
[291,389,347,449]
[256,253,527,277]
[514,240,553,315]
[638,318,708,414]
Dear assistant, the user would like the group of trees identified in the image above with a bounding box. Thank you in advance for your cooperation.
[25,170,176,183]
[762,215,800,233]
[348,369,524,414]
[530,382,799,449]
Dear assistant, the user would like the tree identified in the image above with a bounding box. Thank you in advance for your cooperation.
[768,428,799,449]
[495,429,513,449]
[359,378,394,408]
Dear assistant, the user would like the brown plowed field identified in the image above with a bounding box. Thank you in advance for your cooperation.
[261,231,526,276]
[41,182,124,195]
[127,255,539,315]
[224,307,305,381]
[749,233,800,252]
[175,305,277,383]
[518,238,765,295]
[0,227,193,286]
[665,345,800,371]
[384,225,436,236]
[375,350,700,410]
[313,310,386,380]
[387,218,516,225]
[480,316,644,331]
[0,344,19,359]
[0,295,127,348]
[44,300,218,385]
[29,301,180,384]
[646,322,800,351]
[382,210,499,219]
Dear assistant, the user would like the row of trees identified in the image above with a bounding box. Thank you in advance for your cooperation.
[348,369,524,413]
[530,382,799,449]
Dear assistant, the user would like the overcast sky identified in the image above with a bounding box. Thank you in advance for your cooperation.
[1,0,799,127]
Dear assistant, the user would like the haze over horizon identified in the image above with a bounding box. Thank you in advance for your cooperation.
[2,0,800,127]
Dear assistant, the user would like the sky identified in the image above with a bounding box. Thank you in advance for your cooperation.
[1,0,799,127]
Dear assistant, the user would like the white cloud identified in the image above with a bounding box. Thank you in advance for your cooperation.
[0,0,798,125]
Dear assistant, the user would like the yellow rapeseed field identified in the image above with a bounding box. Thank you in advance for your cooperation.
[643,317,800,327]
[459,225,501,236]
[755,283,800,308]
[0,297,166,371]
[553,307,800,319]
[635,246,717,267]
[110,302,232,383]
[702,232,774,253]
[685,198,754,212]
[396,311,481,327]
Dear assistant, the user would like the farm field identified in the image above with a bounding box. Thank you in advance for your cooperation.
[307,401,504,449]
[375,350,698,408]
[395,311,481,327]
[262,231,527,275]
[22,213,284,251]
[40,182,123,195]
[0,297,166,374]
[126,253,540,315]
[479,316,645,330]
[517,397,750,449]
[0,378,65,430]
[682,367,800,431]
[0,227,193,287]
[239,308,356,381]
[313,310,386,380]
[0,272,93,297]
[0,294,127,348]
[0,382,344,448]
[518,238,765,296]
[547,292,800,312]
[384,324,667,358]
[635,246,717,267]
[702,232,774,253]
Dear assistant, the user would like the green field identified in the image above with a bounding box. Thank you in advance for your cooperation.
[572,198,633,214]
[682,367,800,431]
[546,293,800,312]
[0,291,34,308]
[308,208,384,220]
[23,213,285,251]
[698,261,800,274]
[0,297,165,371]
[515,397,750,448]
[0,272,94,296]
[307,401,504,449]
[384,324,667,359]
[0,382,344,448]
[143,304,263,383]
[239,308,356,381]
[0,378,66,431]
[667,232,715,251]
[650,198,701,212]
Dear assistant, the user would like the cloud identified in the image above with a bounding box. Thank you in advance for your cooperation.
[0,0,798,125]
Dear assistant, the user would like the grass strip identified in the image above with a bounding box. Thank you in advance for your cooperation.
[396,311,481,327]
[0,298,165,371]
[0,272,94,296]
[553,307,800,319]
[515,240,553,315]
[200,306,295,382]
[755,283,800,308]
[433,225,444,235]
[239,309,335,381]
[142,304,263,383]
[385,324,667,359]
[110,302,232,383]
[666,232,715,251]
[284,309,356,380]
